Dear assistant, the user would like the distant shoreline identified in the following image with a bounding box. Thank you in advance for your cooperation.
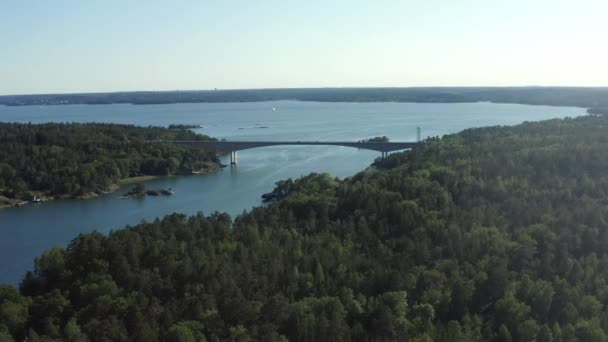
[0,99,593,108]
[2,100,602,116]
[1,87,607,114]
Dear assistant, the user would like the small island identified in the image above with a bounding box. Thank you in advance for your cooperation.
[119,183,175,199]
[168,124,202,130]
[238,126,269,130]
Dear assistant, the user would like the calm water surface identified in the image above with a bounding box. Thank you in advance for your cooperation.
[0,101,586,284]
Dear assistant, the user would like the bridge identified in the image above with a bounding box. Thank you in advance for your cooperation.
[154,140,422,165]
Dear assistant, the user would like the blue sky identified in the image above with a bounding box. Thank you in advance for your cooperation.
[1,0,606,94]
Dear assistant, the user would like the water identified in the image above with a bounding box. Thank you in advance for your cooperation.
[0,101,586,284]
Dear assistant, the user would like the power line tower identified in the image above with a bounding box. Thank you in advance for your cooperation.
[416,127,421,142]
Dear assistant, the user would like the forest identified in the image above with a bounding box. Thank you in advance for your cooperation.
[0,123,218,202]
[3,115,608,341]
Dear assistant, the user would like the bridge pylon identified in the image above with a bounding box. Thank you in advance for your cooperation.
[230,151,238,165]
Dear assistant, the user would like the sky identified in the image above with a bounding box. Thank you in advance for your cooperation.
[1,0,607,95]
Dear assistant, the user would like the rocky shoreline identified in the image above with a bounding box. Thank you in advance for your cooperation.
[0,162,223,209]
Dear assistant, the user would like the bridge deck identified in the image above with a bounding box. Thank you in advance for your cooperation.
[158,140,422,152]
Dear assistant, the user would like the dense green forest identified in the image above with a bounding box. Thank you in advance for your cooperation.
[0,123,218,202]
[4,115,608,341]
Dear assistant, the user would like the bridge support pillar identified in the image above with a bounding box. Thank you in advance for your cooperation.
[230,151,238,165]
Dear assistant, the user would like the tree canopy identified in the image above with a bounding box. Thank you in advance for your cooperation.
[358,136,389,143]
[0,123,218,201]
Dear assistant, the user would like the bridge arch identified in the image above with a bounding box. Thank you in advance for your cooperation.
[154,140,422,164]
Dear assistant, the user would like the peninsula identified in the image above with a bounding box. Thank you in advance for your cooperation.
[0,123,219,208]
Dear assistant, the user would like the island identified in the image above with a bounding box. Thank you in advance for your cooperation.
[168,124,202,130]
[0,123,219,209]
[119,183,175,199]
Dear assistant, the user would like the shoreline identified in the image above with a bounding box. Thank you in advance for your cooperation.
[0,163,223,210]
[0,99,595,112]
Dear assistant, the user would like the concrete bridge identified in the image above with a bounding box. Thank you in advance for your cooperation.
[156,140,422,165]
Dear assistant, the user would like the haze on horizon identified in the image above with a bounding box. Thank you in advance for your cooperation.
[1,0,607,95]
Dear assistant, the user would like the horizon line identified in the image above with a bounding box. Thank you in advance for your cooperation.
[2,85,608,97]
